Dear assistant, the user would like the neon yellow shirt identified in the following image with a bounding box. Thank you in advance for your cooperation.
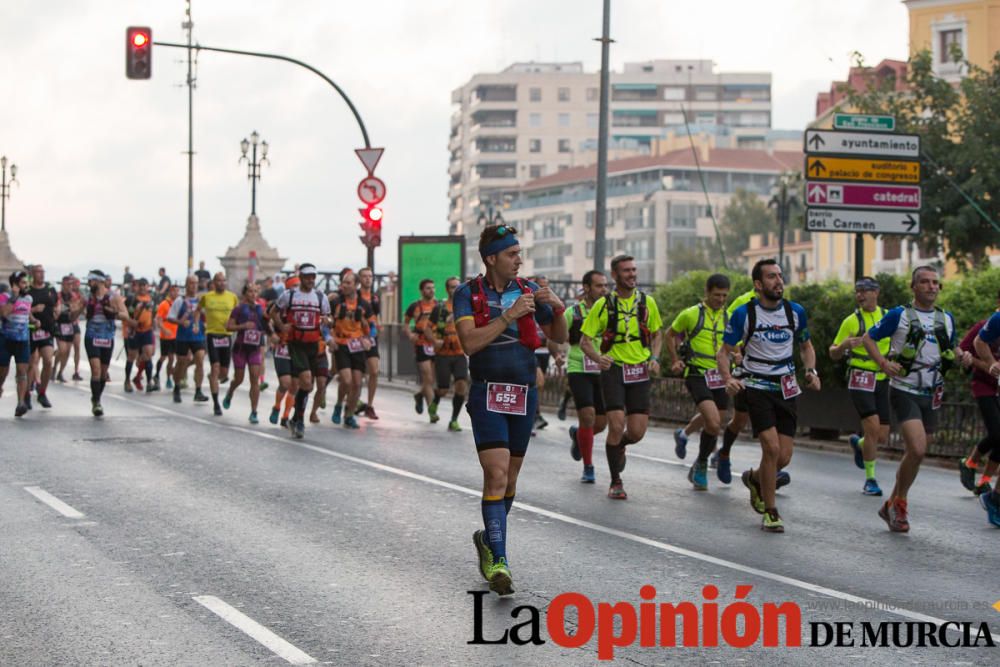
[670,303,726,376]
[833,307,889,380]
[580,291,662,365]
[199,290,239,335]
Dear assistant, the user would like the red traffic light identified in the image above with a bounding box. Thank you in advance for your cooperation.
[126,26,153,80]
[132,32,149,47]
[368,206,383,222]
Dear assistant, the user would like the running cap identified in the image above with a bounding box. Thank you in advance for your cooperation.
[299,263,318,276]
[854,276,880,291]
[87,270,107,282]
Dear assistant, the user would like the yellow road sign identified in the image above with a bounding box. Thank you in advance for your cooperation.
[805,156,920,184]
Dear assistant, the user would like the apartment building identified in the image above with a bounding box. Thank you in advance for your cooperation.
[448,59,773,273]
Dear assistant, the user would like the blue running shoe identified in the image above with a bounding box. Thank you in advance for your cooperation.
[716,455,732,484]
[674,428,688,459]
[580,465,595,484]
[344,415,360,429]
[849,435,864,469]
[980,491,1000,528]
[776,470,791,489]
[688,462,708,490]
[569,426,581,461]
[331,403,342,424]
[862,478,883,496]
[249,411,259,425]
[269,407,279,425]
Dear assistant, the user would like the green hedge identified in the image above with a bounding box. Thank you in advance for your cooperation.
[651,268,1000,389]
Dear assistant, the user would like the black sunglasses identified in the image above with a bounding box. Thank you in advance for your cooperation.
[496,224,517,237]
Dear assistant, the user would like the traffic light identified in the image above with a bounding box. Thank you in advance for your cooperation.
[359,205,383,248]
[126,26,152,79]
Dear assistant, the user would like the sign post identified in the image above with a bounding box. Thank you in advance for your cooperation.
[804,116,921,281]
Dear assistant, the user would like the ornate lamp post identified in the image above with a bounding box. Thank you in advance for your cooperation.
[239,131,269,216]
[1,156,18,232]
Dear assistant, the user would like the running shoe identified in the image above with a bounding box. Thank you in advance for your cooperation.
[193,389,209,402]
[364,405,379,420]
[878,498,909,533]
[429,401,440,424]
[534,413,548,430]
[23,393,31,410]
[979,491,1000,528]
[124,380,133,394]
[317,395,326,410]
[280,417,289,429]
[269,407,280,424]
[776,470,791,489]
[292,419,305,439]
[37,394,52,409]
[56,372,66,383]
[14,402,28,417]
[331,403,342,424]
[173,388,182,404]
[259,381,269,392]
[448,420,462,432]
[146,383,155,394]
[486,557,514,597]
[557,393,569,421]
[761,509,785,533]
[608,480,627,500]
[472,529,493,581]
[741,469,765,514]
[848,434,864,469]
[213,405,222,416]
[165,377,174,390]
[709,452,719,469]
[133,374,143,391]
[222,393,232,410]
[688,461,708,491]
[863,478,883,496]
[249,412,259,425]
[569,425,581,461]
[414,392,424,414]
[344,416,360,429]
[580,465,596,483]
[716,454,732,485]
[91,401,104,417]
[974,482,992,496]
[959,457,977,492]
[674,428,688,459]
[72,372,83,381]
[220,376,229,385]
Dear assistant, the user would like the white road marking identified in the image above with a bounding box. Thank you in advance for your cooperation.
[24,486,85,519]
[66,384,952,628]
[193,595,317,665]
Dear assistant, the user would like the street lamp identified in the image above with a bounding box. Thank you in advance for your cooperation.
[238,131,269,216]
[476,196,506,226]
[1,156,18,233]
[768,171,801,277]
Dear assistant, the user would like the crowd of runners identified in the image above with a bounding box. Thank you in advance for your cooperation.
[3,224,1000,597]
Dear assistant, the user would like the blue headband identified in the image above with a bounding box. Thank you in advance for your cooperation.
[480,233,518,260]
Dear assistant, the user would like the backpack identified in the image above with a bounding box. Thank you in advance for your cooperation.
[568,302,588,346]
[599,291,650,353]
[679,302,728,363]
[893,305,954,375]
[467,275,542,350]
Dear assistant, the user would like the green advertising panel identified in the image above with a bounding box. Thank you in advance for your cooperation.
[398,236,466,321]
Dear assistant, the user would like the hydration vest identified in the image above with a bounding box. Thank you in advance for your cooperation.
[567,302,589,346]
[86,293,116,320]
[284,288,325,343]
[891,305,954,375]
[679,302,728,364]
[599,291,651,353]
[740,297,797,367]
[468,275,542,350]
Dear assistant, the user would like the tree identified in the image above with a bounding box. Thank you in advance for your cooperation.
[844,49,1000,269]
[718,188,777,263]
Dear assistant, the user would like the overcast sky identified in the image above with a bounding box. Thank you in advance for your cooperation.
[0,0,909,282]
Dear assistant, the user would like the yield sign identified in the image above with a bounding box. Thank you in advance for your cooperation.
[355,147,384,175]
[807,183,827,204]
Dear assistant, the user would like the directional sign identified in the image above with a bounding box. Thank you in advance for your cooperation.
[806,208,920,235]
[355,147,384,175]
[357,176,386,205]
[805,156,920,184]
[833,114,896,132]
[805,181,920,211]
[804,129,920,159]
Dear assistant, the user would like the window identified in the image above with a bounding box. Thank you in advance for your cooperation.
[558,113,571,127]
[529,87,542,102]
[558,139,571,153]
[529,113,542,127]
[662,87,686,101]
[529,138,541,153]
[529,164,544,179]
[940,29,962,63]
[558,87,570,102]
[558,164,570,172]
[586,87,598,101]
[586,113,599,129]
[694,87,718,101]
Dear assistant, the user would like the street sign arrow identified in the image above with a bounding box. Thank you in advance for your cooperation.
[355,147,384,174]
[809,159,826,177]
[806,207,921,235]
[804,181,920,211]
[807,183,827,204]
[808,133,825,150]
[357,176,386,205]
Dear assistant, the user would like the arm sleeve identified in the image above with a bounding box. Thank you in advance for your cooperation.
[867,306,903,341]
[722,306,747,347]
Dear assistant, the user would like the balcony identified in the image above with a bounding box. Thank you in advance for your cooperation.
[448,134,462,152]
[471,84,518,106]
[473,136,516,154]
[448,159,462,177]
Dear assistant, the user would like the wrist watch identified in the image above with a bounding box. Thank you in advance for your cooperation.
[805,367,818,376]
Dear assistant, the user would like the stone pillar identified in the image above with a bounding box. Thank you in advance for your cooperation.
[219,214,286,287]
[0,229,26,279]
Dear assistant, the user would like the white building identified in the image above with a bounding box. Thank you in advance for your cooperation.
[500,146,801,284]
[449,59,774,271]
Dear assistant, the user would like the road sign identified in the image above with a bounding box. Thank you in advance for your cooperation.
[805,181,920,211]
[806,208,920,235]
[357,176,386,205]
[355,147,384,175]
[804,130,920,159]
[833,114,896,132]
[805,156,920,184]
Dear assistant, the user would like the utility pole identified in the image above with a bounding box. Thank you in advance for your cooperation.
[184,0,195,274]
[592,0,612,271]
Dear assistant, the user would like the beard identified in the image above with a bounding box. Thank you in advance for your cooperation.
[761,286,783,301]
